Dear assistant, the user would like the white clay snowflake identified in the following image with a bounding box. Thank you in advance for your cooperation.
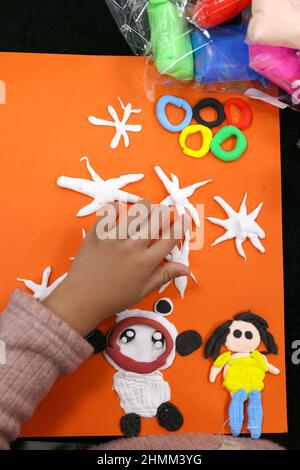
[57,156,144,217]
[88,97,142,149]
[154,166,212,227]
[159,237,196,298]
[17,267,67,301]
[207,193,266,261]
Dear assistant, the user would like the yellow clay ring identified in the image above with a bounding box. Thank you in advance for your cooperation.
[179,124,213,159]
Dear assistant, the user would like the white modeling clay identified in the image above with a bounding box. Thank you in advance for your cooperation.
[291,80,300,105]
[17,267,67,301]
[88,97,142,149]
[154,166,212,227]
[99,302,201,434]
[57,156,144,217]
[159,237,196,298]
[244,88,288,110]
[104,308,178,418]
[113,370,171,418]
[207,194,266,261]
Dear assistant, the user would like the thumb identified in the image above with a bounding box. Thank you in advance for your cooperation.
[142,262,190,297]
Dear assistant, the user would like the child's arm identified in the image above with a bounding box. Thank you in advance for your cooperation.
[0,203,190,449]
[264,356,280,375]
[209,365,223,382]
[0,290,93,450]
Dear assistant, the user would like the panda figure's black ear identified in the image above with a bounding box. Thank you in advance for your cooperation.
[154,297,174,316]
[85,329,106,355]
[176,330,202,356]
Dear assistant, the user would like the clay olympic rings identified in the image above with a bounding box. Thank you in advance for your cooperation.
[210,125,248,162]
[193,98,225,129]
[180,124,247,161]
[156,95,193,132]
[156,94,251,162]
[224,98,253,130]
[179,125,213,159]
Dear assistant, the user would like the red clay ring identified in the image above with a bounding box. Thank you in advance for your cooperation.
[224,98,253,130]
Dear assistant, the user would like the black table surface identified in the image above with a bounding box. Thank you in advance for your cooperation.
[1,0,299,451]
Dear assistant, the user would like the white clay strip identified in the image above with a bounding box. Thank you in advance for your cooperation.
[159,237,196,299]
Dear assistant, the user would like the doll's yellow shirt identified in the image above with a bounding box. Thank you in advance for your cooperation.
[213,350,269,394]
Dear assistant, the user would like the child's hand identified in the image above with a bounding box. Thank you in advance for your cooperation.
[43,202,191,336]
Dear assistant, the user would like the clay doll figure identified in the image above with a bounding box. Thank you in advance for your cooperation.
[86,298,202,437]
[205,311,280,439]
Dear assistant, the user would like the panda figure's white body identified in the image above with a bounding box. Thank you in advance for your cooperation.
[113,370,171,418]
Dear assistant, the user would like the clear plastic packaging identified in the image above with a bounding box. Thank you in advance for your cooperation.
[104,0,150,56]
[105,1,260,82]
[104,1,299,109]
[191,24,265,85]
[147,0,194,81]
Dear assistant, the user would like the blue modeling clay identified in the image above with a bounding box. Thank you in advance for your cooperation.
[247,390,263,440]
[191,25,265,84]
[229,389,247,437]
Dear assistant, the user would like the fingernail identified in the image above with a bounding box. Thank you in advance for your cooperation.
[178,268,190,277]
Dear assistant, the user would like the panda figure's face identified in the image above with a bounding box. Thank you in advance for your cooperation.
[104,297,177,374]
[117,324,167,363]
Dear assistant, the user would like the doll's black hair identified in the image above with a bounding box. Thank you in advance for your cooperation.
[204,311,278,360]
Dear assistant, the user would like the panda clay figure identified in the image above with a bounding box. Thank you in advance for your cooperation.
[86,298,202,437]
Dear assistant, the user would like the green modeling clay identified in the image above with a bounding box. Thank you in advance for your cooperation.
[147,0,194,81]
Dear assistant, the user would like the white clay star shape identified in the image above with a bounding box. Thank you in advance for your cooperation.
[17,267,67,301]
[88,97,142,149]
[207,193,266,261]
[57,156,144,217]
[154,166,212,227]
[159,237,196,298]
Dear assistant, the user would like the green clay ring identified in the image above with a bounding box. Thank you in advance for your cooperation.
[210,125,248,162]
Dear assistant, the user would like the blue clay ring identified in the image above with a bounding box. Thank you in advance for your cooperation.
[156,95,193,132]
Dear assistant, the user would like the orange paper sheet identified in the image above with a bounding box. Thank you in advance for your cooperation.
[0,53,286,437]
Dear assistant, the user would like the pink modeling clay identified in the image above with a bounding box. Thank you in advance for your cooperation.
[247,0,300,50]
[250,45,300,101]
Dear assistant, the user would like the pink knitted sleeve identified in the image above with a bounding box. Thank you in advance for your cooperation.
[0,289,93,450]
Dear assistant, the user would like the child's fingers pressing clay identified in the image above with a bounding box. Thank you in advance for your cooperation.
[43,201,191,336]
